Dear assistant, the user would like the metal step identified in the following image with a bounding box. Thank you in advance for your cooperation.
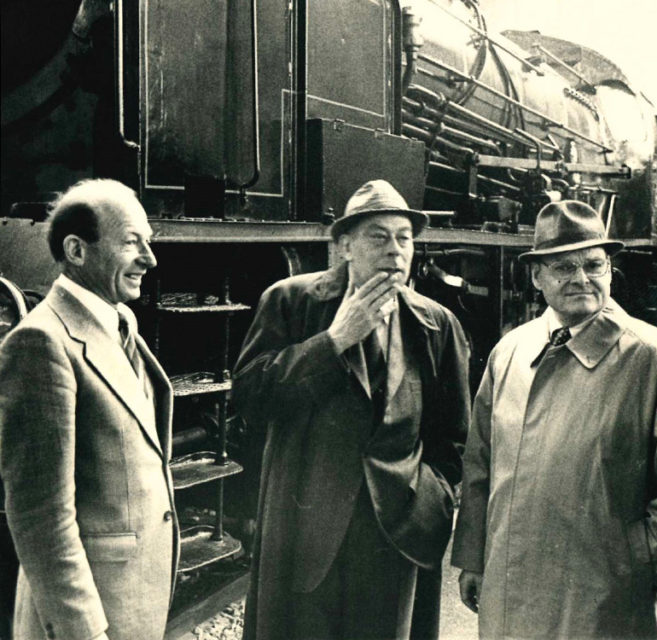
[170,372,232,397]
[178,526,242,573]
[157,302,250,314]
[171,452,243,489]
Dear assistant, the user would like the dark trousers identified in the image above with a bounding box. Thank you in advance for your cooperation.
[292,490,419,640]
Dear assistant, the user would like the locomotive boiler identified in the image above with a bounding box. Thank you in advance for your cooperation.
[1,0,656,633]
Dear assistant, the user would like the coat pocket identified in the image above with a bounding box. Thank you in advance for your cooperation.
[81,532,138,562]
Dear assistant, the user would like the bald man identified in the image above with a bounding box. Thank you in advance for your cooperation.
[0,179,178,640]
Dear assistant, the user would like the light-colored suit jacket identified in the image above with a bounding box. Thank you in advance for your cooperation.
[0,283,178,640]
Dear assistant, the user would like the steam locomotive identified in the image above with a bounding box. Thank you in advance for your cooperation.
[1,0,655,633]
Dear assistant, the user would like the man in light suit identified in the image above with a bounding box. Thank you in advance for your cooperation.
[0,179,178,640]
[233,180,471,640]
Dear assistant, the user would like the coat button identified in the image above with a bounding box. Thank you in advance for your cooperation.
[163,510,174,522]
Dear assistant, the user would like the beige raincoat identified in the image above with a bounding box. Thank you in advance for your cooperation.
[453,299,657,638]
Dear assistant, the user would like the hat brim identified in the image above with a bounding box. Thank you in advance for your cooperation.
[518,238,625,262]
[330,208,429,241]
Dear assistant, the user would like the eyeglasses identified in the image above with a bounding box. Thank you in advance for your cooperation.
[540,257,610,280]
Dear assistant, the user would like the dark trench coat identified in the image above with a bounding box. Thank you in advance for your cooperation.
[232,263,471,640]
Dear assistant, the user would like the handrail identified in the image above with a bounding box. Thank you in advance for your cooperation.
[532,43,596,91]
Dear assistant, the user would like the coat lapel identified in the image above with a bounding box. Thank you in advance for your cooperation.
[349,342,371,398]
[48,286,164,456]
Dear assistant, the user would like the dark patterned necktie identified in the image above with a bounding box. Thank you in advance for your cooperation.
[550,326,571,346]
[364,330,385,385]
[118,313,142,377]
[363,328,387,424]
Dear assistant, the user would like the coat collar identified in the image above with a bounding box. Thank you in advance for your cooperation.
[565,299,626,369]
[309,262,440,332]
[530,299,627,369]
[46,283,165,456]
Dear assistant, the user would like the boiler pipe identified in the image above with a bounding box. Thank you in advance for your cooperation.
[417,55,612,152]
[428,161,522,194]
[402,110,500,153]
[405,86,559,152]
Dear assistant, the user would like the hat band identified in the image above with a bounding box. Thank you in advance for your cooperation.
[535,231,605,252]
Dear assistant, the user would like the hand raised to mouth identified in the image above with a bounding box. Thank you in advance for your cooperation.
[327,272,400,354]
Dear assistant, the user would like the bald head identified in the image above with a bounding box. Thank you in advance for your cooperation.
[47,179,156,306]
[47,179,140,262]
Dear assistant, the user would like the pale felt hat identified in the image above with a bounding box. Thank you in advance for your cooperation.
[330,180,429,241]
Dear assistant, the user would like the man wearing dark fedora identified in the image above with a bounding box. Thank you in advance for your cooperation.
[452,199,657,638]
[233,179,471,639]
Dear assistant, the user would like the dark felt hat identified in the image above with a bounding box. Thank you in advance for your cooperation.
[330,180,429,241]
[518,200,624,262]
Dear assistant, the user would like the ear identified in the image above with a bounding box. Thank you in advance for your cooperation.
[337,233,353,262]
[62,234,87,266]
[530,262,542,291]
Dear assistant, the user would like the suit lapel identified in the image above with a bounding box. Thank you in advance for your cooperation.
[137,334,173,459]
[48,286,164,456]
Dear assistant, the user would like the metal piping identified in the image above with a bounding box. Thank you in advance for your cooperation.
[514,128,543,170]
[404,87,558,152]
[402,7,423,93]
[429,0,545,76]
[427,161,522,194]
[475,155,629,176]
[402,110,500,153]
[416,55,613,152]
[404,96,516,146]
[440,123,500,153]
[402,123,477,158]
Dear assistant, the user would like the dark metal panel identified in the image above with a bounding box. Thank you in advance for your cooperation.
[304,119,425,222]
[223,0,293,220]
[306,0,393,130]
[141,0,227,189]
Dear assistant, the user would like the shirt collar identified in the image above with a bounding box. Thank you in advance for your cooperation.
[56,274,121,340]
[545,306,595,339]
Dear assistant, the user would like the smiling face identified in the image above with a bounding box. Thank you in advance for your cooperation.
[76,198,156,306]
[339,214,414,287]
[531,246,611,326]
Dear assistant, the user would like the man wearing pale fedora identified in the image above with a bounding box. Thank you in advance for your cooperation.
[452,199,657,638]
[233,179,471,639]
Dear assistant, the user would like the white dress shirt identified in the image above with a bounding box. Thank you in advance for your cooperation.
[56,274,123,343]
[545,306,596,341]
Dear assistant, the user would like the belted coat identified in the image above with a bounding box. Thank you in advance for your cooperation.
[0,283,178,640]
[232,263,471,640]
[452,299,657,638]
